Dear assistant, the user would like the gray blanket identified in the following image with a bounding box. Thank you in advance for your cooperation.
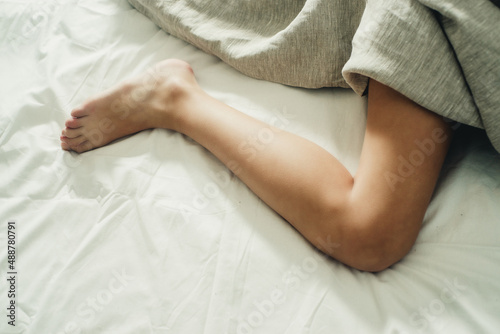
[128,0,500,153]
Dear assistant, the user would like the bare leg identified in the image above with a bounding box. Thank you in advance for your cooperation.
[61,59,451,271]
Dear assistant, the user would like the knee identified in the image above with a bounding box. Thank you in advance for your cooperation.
[351,217,420,272]
[318,215,420,273]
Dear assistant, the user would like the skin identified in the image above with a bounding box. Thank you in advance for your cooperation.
[61,59,452,272]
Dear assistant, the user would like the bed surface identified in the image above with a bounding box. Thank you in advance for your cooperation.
[1,1,500,333]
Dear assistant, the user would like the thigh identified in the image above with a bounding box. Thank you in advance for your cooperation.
[348,79,452,256]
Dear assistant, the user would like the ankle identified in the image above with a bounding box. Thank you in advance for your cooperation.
[167,84,207,134]
[145,64,200,131]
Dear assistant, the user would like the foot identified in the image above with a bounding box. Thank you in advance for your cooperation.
[60,59,198,153]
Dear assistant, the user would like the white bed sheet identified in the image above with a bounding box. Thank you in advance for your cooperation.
[1,1,499,333]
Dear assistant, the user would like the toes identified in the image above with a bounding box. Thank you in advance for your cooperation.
[61,127,82,139]
[60,135,93,153]
[65,117,83,129]
[74,141,93,153]
[70,107,89,118]
[61,134,87,147]
[61,141,70,151]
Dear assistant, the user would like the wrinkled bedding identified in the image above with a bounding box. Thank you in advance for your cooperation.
[129,0,500,153]
[1,1,500,333]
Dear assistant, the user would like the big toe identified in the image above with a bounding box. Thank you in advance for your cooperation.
[65,117,83,129]
[71,107,89,118]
